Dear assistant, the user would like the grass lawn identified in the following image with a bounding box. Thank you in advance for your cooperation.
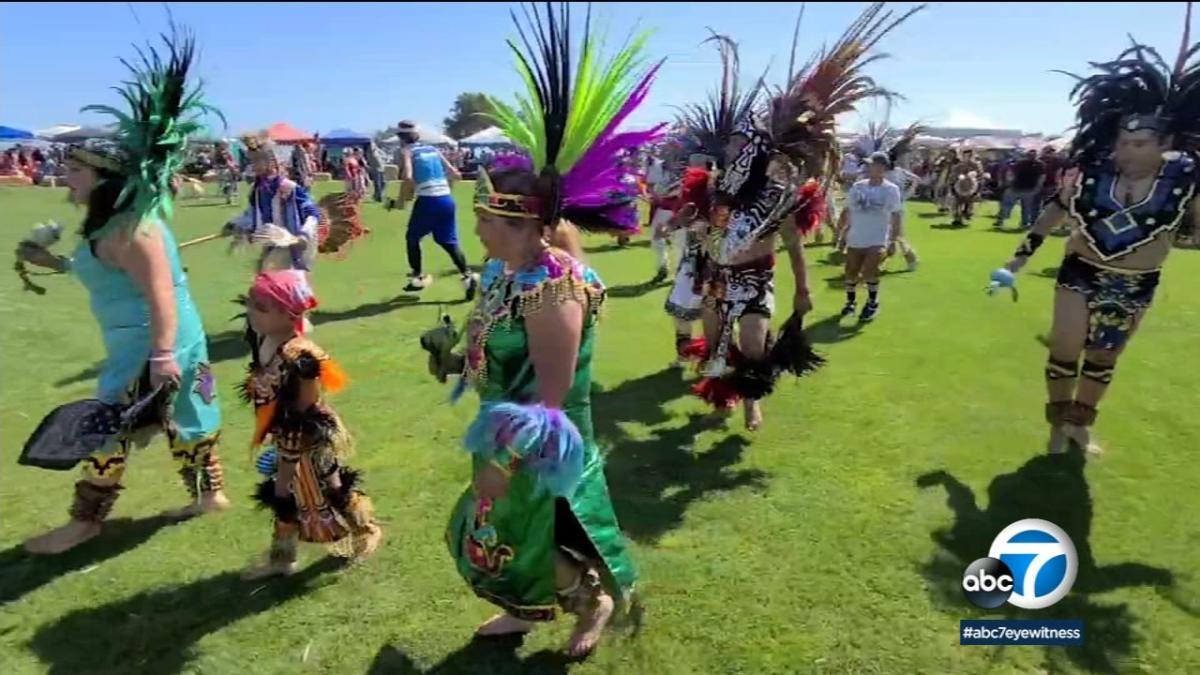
[1,182,1198,675]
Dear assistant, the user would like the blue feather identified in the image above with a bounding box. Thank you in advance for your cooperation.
[463,402,585,497]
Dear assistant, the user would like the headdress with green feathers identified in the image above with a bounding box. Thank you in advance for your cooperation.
[71,24,222,236]
[477,2,665,232]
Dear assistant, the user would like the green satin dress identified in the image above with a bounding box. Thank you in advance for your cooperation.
[445,248,636,621]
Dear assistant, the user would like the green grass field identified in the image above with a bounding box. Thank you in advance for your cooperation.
[1,182,1198,675]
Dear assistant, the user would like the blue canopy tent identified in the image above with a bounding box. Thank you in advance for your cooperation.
[0,126,34,140]
[320,129,372,148]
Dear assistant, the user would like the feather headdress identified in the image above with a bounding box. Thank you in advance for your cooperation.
[675,32,766,162]
[71,23,223,236]
[1060,2,1199,163]
[479,2,666,232]
[852,119,926,165]
[767,2,925,180]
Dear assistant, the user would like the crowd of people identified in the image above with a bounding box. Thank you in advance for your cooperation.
[9,0,1199,663]
[0,143,67,182]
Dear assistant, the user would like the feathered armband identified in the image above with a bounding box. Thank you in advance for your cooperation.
[464,402,585,497]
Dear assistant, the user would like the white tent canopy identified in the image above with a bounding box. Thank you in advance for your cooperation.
[35,124,80,140]
[459,126,513,146]
[379,123,456,147]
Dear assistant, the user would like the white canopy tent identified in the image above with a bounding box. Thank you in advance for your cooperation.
[379,123,456,147]
[35,124,81,140]
[459,126,513,146]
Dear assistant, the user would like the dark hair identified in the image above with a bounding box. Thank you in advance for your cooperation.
[399,131,419,145]
[80,170,130,238]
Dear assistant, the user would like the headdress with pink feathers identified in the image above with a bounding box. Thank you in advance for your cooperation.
[477,2,666,233]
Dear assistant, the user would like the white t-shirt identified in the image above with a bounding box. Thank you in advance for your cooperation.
[646,160,666,188]
[845,178,902,249]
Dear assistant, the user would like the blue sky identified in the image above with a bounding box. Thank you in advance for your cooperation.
[0,2,1190,138]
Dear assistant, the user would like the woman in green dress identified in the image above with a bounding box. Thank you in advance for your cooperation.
[425,3,664,657]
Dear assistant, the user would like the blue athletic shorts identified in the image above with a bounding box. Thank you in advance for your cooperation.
[407,194,459,246]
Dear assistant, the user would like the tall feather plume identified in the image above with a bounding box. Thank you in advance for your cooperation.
[485,2,664,232]
[675,31,766,160]
[82,22,224,228]
[488,2,658,175]
[1062,2,1199,162]
[768,2,925,179]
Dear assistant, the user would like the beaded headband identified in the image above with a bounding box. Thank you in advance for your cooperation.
[473,167,542,220]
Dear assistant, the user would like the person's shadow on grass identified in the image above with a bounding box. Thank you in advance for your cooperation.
[591,368,770,543]
[0,515,175,606]
[584,239,651,254]
[606,416,766,543]
[916,447,1179,672]
[804,313,865,345]
[368,636,572,675]
[27,556,345,675]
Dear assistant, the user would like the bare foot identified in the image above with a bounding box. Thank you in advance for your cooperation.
[24,520,102,555]
[475,613,533,637]
[744,400,763,432]
[241,559,299,581]
[162,490,232,520]
[565,591,614,658]
[352,524,383,560]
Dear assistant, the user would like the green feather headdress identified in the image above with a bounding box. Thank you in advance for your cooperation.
[75,24,223,233]
[486,2,654,175]
[479,3,665,232]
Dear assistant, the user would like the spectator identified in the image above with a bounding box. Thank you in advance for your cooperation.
[365,141,386,202]
[994,148,1044,230]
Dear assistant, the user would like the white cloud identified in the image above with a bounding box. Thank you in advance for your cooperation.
[942,109,999,129]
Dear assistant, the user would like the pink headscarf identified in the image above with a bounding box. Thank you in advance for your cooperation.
[250,270,318,334]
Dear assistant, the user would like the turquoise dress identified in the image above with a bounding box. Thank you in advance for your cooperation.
[445,248,636,621]
[71,220,220,441]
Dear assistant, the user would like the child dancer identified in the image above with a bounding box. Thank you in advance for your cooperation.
[241,270,382,578]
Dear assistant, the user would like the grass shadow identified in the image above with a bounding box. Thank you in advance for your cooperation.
[930,221,971,230]
[1035,267,1061,279]
[606,279,670,299]
[916,211,948,220]
[915,446,1176,673]
[591,368,770,543]
[820,270,904,290]
[0,515,175,606]
[804,313,865,346]
[28,556,346,675]
[584,239,652,255]
[605,416,767,544]
[368,636,573,675]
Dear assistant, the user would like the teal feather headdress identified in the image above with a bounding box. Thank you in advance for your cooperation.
[73,24,223,234]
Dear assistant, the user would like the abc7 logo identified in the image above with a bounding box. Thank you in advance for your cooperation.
[962,518,1078,610]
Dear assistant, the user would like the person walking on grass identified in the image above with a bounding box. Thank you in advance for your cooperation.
[839,152,904,323]
[994,11,1199,456]
[16,28,229,555]
[994,148,1045,230]
[393,120,477,300]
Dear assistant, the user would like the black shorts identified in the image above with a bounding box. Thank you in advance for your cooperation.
[1056,254,1160,351]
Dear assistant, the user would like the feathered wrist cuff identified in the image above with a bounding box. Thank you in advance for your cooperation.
[464,402,585,497]
[1014,232,1045,258]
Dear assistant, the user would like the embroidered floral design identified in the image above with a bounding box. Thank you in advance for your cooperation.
[194,362,216,404]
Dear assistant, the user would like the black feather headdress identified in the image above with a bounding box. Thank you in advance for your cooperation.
[1061,2,1199,164]
[675,31,767,162]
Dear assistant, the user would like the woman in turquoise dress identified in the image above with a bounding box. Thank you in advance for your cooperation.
[17,30,228,554]
[424,4,664,657]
